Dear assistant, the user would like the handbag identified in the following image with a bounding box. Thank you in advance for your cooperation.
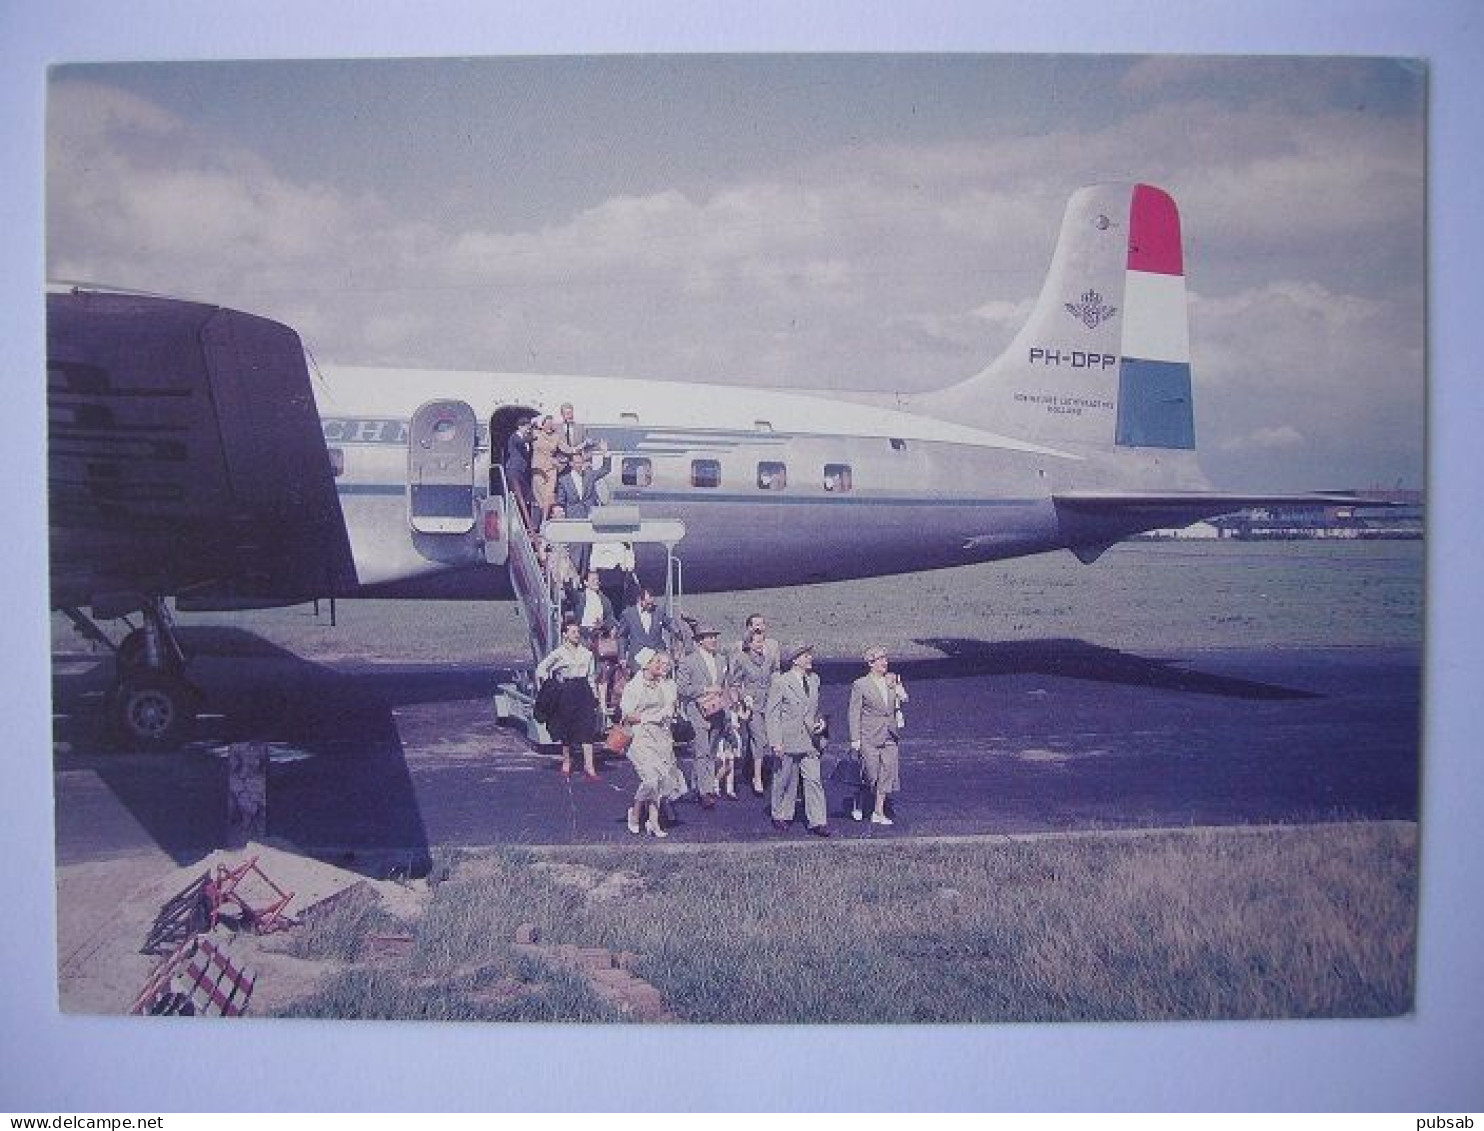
[697,690,729,718]
[670,718,696,744]
[596,633,620,661]
[604,724,633,755]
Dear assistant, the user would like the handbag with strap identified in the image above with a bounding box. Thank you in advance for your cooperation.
[604,724,633,755]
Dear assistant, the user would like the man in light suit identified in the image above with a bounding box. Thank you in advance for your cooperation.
[553,401,593,470]
[766,642,830,836]
[554,442,611,576]
[675,622,731,809]
[848,644,908,826]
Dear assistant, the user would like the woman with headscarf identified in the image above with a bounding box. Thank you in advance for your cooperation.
[619,648,688,837]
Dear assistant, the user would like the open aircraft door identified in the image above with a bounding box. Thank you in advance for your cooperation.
[408,400,478,535]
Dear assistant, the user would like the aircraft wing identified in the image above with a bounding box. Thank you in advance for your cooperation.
[48,289,358,614]
[1051,490,1396,563]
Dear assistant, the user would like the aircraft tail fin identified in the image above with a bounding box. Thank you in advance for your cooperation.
[923,183,1196,454]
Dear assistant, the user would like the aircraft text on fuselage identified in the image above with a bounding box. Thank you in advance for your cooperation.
[1027,347,1119,369]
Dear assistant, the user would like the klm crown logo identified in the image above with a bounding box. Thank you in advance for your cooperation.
[1065,288,1117,330]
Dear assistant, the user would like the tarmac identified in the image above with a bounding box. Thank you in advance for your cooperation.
[52,629,1422,876]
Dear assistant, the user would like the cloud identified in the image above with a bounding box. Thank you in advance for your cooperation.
[1190,280,1423,488]
[44,63,1424,488]
[1219,425,1305,452]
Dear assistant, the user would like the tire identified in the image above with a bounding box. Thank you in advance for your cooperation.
[112,674,196,750]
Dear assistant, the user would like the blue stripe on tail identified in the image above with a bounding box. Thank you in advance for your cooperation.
[1116,358,1195,449]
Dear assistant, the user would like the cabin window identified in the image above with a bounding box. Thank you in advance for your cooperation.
[327,448,345,478]
[823,463,853,493]
[691,459,721,489]
[890,438,907,451]
[622,457,653,487]
[754,420,774,432]
[757,461,787,490]
[621,411,640,424]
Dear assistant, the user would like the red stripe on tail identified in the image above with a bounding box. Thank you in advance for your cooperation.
[1127,184,1183,276]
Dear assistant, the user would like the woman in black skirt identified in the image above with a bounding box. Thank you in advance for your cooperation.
[535,617,603,779]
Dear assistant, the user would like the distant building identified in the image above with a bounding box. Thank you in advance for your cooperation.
[1132,521,1221,541]
[1214,490,1423,541]
[1128,490,1423,543]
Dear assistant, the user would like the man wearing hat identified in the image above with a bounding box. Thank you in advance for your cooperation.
[675,621,733,808]
[766,642,830,836]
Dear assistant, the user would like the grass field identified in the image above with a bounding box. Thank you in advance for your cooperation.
[65,539,1422,666]
[52,540,1423,1023]
[274,821,1417,1024]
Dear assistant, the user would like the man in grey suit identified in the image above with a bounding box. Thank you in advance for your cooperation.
[674,622,732,809]
[616,588,679,670]
[554,443,611,576]
[766,642,830,836]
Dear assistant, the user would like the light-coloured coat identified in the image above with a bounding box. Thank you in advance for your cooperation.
[848,674,904,749]
[676,646,732,732]
[766,668,821,754]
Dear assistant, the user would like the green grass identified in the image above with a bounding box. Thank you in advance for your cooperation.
[267,821,1417,1023]
[50,539,1418,666]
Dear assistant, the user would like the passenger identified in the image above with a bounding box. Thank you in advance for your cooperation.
[617,587,680,672]
[554,401,595,470]
[535,616,602,780]
[503,415,535,522]
[567,570,615,643]
[567,570,619,718]
[715,703,744,800]
[540,507,580,601]
[555,442,612,576]
[729,627,776,796]
[675,622,733,810]
[767,642,830,836]
[619,648,688,838]
[530,414,561,524]
[591,539,636,610]
[848,645,908,826]
[729,612,781,673]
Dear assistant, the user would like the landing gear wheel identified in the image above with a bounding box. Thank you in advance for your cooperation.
[112,674,197,750]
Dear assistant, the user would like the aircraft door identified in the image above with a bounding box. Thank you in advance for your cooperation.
[408,399,478,535]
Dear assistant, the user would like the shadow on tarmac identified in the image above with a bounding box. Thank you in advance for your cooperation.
[810,636,1321,700]
[53,627,445,876]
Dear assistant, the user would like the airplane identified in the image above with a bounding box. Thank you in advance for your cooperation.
[48,181,1369,747]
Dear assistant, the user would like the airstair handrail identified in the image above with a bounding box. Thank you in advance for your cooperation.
[496,474,558,665]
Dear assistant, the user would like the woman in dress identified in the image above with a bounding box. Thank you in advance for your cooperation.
[619,648,688,837]
[847,644,908,825]
[535,616,602,779]
[530,414,561,526]
[729,628,776,796]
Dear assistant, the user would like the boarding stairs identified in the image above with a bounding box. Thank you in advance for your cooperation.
[487,471,687,743]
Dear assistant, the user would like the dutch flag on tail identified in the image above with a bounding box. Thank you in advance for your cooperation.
[924,181,1196,455]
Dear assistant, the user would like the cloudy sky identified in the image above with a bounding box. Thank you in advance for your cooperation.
[47,55,1424,490]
